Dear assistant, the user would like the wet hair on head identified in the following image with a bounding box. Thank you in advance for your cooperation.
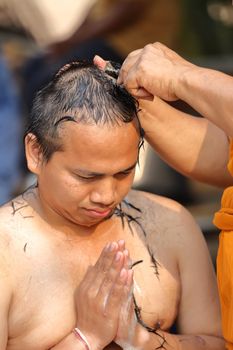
[104,61,121,79]
[25,60,142,161]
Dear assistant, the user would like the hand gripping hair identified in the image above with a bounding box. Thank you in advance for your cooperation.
[25,60,144,161]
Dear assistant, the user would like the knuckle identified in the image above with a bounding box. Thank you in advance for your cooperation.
[102,276,113,289]
[128,49,137,58]
[112,280,124,295]
[153,41,162,48]
[137,61,147,75]
[86,287,97,300]
[120,66,127,77]
[144,43,153,51]
[98,255,112,271]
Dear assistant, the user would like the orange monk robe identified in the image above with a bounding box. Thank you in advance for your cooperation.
[214,140,233,350]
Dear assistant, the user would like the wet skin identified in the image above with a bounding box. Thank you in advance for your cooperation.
[0,121,221,349]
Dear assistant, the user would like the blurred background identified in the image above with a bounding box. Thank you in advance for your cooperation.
[0,0,233,266]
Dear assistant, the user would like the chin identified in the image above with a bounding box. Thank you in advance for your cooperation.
[82,215,113,227]
[71,216,106,228]
[65,207,114,228]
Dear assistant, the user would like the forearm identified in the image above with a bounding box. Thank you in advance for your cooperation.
[177,66,233,138]
[139,97,232,187]
[139,329,225,350]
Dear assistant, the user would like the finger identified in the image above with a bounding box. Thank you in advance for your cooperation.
[79,242,126,299]
[120,270,134,326]
[117,51,140,85]
[92,242,121,288]
[93,55,108,70]
[81,242,119,293]
[129,87,154,100]
[78,251,124,314]
[97,251,125,304]
[103,267,128,317]
[117,239,125,252]
[96,241,118,271]
[104,267,134,317]
[120,290,134,324]
[96,240,127,274]
[118,269,134,316]
[122,248,131,270]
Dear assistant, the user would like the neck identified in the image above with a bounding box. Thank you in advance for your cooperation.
[26,188,123,241]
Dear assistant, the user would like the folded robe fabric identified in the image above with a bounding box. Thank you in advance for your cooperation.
[214,140,233,350]
[215,187,233,230]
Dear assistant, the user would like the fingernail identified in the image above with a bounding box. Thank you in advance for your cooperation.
[115,251,121,262]
[120,268,127,281]
[104,242,110,251]
[123,249,129,257]
[118,239,125,247]
[109,241,117,252]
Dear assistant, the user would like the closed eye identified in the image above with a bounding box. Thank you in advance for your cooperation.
[72,164,136,181]
[74,173,101,181]
[115,168,135,178]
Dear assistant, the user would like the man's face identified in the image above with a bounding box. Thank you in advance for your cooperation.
[36,121,140,227]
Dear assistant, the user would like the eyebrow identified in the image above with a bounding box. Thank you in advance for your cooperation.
[74,162,138,177]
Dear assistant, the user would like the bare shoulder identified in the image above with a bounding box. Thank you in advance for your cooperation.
[126,189,212,279]
[126,189,201,237]
[0,193,38,291]
[0,193,34,255]
[126,189,209,260]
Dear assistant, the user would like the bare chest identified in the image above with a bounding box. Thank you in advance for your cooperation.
[7,230,180,350]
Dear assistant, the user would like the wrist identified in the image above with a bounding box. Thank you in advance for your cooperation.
[174,62,198,101]
[177,64,204,102]
[73,327,102,350]
[132,325,150,349]
[73,328,92,350]
[51,331,91,350]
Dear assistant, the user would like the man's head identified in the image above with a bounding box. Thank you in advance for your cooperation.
[25,61,142,227]
[25,61,140,161]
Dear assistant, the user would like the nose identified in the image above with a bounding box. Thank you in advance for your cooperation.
[90,177,116,207]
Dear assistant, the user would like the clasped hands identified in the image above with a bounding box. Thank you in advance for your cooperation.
[74,240,148,350]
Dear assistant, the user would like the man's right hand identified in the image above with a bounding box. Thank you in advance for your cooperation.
[75,241,133,350]
[94,43,195,102]
[117,42,196,101]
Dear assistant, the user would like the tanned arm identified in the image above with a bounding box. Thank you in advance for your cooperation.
[118,42,233,139]
[139,96,233,187]
[94,47,233,187]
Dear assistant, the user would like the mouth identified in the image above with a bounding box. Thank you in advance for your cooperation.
[83,207,113,219]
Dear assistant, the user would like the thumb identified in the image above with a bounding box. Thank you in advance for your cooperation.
[93,55,107,70]
[130,87,154,100]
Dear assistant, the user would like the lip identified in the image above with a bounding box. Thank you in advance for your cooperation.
[83,207,113,218]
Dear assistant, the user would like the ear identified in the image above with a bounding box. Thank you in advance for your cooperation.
[25,133,44,175]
